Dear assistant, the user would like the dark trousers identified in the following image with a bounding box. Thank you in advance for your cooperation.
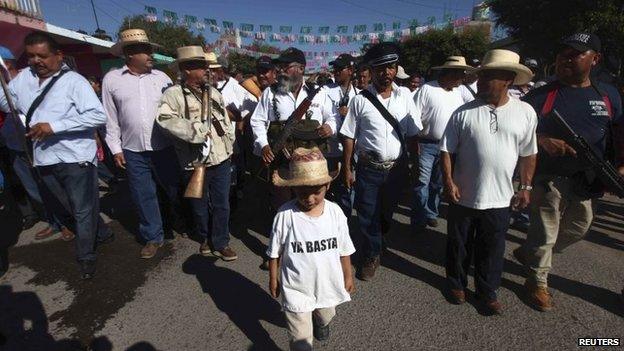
[0,147,36,220]
[123,147,181,244]
[37,162,110,262]
[327,157,353,218]
[354,160,408,259]
[185,159,231,250]
[445,204,510,300]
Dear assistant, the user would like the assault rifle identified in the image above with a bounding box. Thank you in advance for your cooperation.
[548,109,624,198]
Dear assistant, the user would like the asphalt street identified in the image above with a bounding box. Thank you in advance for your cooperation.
[0,177,623,351]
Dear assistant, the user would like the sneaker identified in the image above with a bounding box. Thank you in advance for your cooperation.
[449,289,466,305]
[525,281,553,312]
[213,247,238,261]
[140,242,163,259]
[359,256,380,281]
[199,241,212,256]
[312,320,330,342]
[427,218,439,228]
[79,260,96,280]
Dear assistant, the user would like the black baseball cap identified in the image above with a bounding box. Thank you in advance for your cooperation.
[256,55,275,70]
[273,47,306,66]
[329,54,355,69]
[364,42,400,67]
[561,32,601,53]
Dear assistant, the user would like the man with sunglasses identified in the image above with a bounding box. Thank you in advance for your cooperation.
[515,33,623,312]
[411,57,471,232]
[103,29,179,259]
[441,49,537,314]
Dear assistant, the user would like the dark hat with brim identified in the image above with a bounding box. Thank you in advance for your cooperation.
[560,32,601,53]
[257,55,275,70]
[329,53,355,69]
[273,47,306,66]
[364,42,400,67]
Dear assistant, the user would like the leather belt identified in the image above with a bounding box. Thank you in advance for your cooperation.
[358,152,397,170]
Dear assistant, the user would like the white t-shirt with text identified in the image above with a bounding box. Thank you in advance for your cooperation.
[440,98,538,210]
[267,200,356,313]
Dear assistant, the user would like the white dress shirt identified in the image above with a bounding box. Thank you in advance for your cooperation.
[249,84,335,156]
[340,83,422,162]
[323,83,360,158]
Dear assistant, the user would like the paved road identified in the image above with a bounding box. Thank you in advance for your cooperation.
[1,177,623,351]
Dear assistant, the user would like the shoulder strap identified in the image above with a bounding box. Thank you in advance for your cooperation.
[217,78,229,93]
[25,69,69,131]
[360,89,406,146]
[463,83,476,98]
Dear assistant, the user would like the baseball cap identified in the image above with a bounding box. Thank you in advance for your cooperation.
[329,54,355,69]
[561,32,601,52]
[256,55,275,70]
[273,47,306,66]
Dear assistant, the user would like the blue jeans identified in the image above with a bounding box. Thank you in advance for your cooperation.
[445,204,510,300]
[185,159,231,250]
[123,147,180,244]
[354,160,408,258]
[37,162,110,262]
[9,150,66,231]
[411,142,442,227]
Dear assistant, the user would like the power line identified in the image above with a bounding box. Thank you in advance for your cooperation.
[337,0,411,21]
[391,0,470,11]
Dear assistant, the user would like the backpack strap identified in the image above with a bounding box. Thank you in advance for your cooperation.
[25,69,69,132]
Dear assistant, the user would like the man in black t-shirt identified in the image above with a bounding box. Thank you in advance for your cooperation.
[516,33,624,312]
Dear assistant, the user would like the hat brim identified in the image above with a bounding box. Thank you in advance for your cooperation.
[561,42,593,53]
[431,64,472,70]
[208,63,222,69]
[169,57,207,72]
[470,63,534,85]
[396,72,410,79]
[272,163,341,187]
[110,41,162,57]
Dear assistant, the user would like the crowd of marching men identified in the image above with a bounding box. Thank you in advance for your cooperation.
[0,28,623,350]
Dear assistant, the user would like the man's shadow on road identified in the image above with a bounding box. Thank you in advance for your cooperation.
[182,255,285,351]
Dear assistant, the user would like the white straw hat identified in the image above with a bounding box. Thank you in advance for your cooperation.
[111,29,161,57]
[272,147,340,187]
[471,49,534,85]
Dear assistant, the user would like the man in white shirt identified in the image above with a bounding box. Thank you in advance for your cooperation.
[412,56,471,231]
[324,54,359,216]
[440,49,537,314]
[340,42,422,281]
[250,47,336,210]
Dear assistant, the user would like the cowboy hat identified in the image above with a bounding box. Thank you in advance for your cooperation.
[111,29,161,57]
[471,49,534,85]
[272,147,340,187]
[431,56,472,70]
[168,46,207,72]
[396,65,410,79]
[205,52,221,69]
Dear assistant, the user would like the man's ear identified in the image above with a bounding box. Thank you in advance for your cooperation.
[592,52,602,66]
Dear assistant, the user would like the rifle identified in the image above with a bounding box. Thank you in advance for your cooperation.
[547,109,624,198]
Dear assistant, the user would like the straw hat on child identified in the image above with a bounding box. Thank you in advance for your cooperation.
[273,147,340,187]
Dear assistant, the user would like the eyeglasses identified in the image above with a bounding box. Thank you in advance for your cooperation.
[489,109,498,134]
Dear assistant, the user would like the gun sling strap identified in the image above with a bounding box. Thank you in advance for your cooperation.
[359,89,406,150]
[25,69,69,133]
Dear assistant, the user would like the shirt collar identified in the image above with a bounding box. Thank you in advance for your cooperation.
[122,65,153,76]
[367,82,400,98]
[28,63,71,79]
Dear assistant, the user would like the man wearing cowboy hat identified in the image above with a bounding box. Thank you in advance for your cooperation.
[340,42,422,281]
[103,29,180,259]
[440,49,538,314]
[157,46,238,261]
[515,33,623,312]
[411,56,471,233]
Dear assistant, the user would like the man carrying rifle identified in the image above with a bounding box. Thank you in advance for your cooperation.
[156,46,237,261]
[516,33,623,312]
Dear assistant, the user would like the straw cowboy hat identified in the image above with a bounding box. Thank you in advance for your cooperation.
[168,46,207,72]
[431,56,472,70]
[272,147,340,187]
[111,29,161,57]
[205,52,222,69]
[471,49,534,85]
[396,65,410,79]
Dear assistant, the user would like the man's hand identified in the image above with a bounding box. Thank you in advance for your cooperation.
[26,123,54,141]
[539,137,577,157]
[261,145,275,165]
[317,124,333,138]
[338,106,349,118]
[512,190,530,210]
[269,276,280,298]
[343,168,355,189]
[444,180,461,203]
[113,153,126,169]
[344,275,356,294]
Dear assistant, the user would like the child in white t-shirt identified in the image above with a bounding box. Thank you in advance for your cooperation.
[267,147,355,351]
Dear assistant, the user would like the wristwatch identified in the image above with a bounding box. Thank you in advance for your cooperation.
[519,184,533,191]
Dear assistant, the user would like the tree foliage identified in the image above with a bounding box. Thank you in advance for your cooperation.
[118,16,206,57]
[398,27,489,77]
[227,52,257,76]
[489,0,624,70]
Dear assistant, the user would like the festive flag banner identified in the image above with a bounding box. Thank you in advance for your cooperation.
[184,15,197,27]
[401,28,411,37]
[336,25,348,33]
[240,23,254,31]
[409,19,419,29]
[144,6,157,22]
[196,22,205,30]
[300,26,312,34]
[259,25,273,32]
[353,24,367,33]
[318,26,329,34]
[145,6,157,15]
[280,26,292,33]
[162,10,178,23]
[384,30,394,39]
[373,23,384,31]
[254,32,266,40]
[239,30,251,38]
[222,21,234,29]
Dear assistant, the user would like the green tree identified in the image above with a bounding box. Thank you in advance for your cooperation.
[489,0,624,65]
[227,52,257,76]
[118,15,206,57]
[398,27,489,76]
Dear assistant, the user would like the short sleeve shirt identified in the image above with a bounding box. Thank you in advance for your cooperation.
[266,200,356,313]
